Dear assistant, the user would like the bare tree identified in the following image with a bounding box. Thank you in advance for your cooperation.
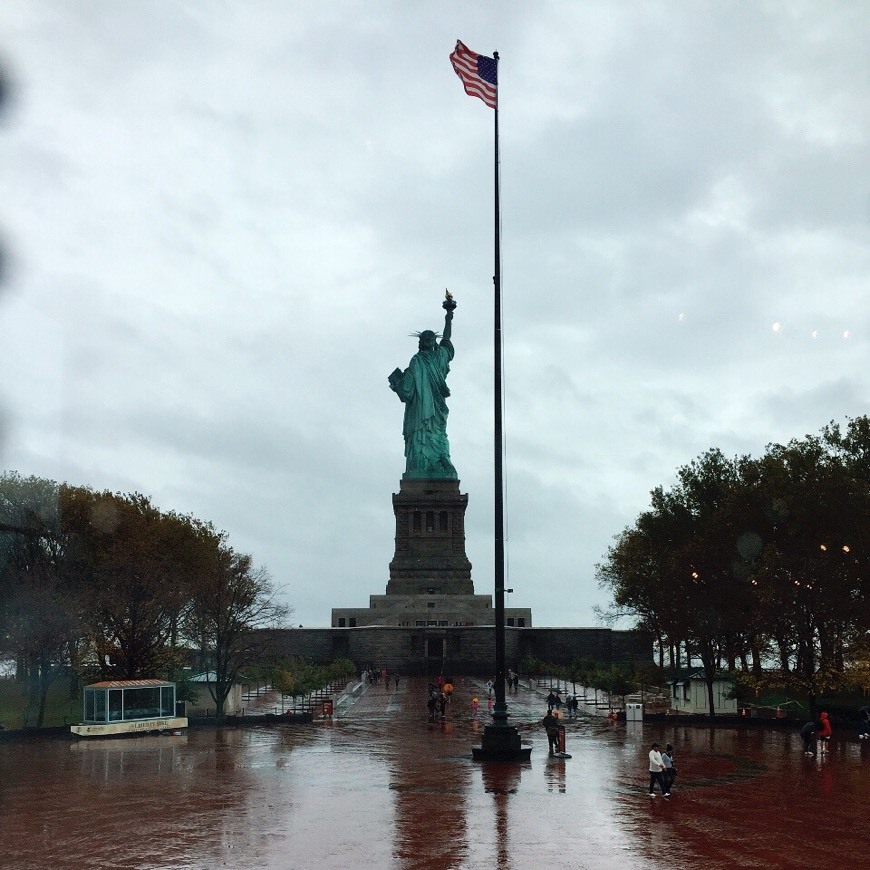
[182,542,290,720]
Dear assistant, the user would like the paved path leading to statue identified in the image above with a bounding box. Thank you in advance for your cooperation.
[335,673,616,725]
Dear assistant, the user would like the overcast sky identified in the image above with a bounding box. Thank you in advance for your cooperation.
[1,2,867,629]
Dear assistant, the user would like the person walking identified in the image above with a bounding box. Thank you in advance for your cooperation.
[543,709,560,756]
[648,742,669,797]
[427,691,437,722]
[800,719,817,756]
[662,744,677,790]
[546,690,558,711]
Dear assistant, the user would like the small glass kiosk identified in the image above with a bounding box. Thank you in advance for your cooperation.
[71,679,188,737]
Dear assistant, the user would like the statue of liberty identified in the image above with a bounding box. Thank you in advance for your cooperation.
[388,293,458,479]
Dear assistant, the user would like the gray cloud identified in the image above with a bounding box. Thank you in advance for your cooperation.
[1,1,867,628]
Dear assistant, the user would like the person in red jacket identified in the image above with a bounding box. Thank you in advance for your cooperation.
[818,711,832,751]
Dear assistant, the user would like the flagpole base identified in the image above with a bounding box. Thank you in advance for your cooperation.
[472,723,532,762]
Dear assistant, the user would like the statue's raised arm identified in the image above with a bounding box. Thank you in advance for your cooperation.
[441,289,455,343]
[387,293,458,480]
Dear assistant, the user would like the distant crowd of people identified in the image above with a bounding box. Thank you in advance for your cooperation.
[545,689,580,718]
[360,666,400,690]
[426,673,454,721]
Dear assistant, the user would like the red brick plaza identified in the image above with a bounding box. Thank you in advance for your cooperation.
[1,674,867,869]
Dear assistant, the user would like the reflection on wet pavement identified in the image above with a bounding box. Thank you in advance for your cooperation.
[0,676,867,868]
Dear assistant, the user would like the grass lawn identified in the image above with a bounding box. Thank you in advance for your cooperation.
[748,689,868,723]
[0,678,82,730]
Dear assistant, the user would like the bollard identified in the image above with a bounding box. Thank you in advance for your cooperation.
[558,724,566,754]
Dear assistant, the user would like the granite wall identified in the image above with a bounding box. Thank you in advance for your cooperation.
[258,626,651,676]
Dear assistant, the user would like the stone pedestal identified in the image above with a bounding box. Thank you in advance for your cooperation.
[472,723,532,762]
[388,478,473,596]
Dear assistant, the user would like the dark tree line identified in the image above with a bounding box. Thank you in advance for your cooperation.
[0,474,290,724]
[596,416,869,715]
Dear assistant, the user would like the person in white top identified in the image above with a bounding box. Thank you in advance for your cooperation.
[648,742,669,797]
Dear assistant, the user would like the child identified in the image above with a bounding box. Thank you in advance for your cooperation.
[662,744,677,790]
[817,711,832,750]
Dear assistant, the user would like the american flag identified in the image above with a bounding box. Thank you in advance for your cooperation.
[449,40,497,109]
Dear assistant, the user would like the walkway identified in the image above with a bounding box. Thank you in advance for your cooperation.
[335,674,611,728]
[6,675,865,868]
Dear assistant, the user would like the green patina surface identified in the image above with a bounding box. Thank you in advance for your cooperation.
[388,303,457,479]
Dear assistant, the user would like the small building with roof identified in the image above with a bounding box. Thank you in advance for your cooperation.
[186,671,244,717]
[666,670,738,715]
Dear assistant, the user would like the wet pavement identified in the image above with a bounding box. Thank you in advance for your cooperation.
[0,676,867,869]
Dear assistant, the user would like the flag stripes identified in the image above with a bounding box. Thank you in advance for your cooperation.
[449,40,497,109]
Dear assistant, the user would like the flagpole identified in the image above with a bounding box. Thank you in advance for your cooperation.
[491,50,508,729]
[468,44,529,761]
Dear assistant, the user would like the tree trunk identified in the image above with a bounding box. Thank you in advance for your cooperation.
[699,644,718,719]
[750,642,763,677]
[35,657,52,728]
[776,635,790,672]
[27,652,40,706]
[705,675,716,719]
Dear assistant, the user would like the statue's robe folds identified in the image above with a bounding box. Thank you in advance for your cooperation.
[394,340,457,479]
